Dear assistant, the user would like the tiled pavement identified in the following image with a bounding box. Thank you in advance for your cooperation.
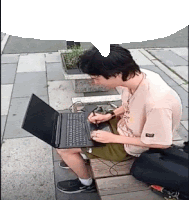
[1,44,188,200]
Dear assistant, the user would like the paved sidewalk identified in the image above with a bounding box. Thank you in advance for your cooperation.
[1,44,188,199]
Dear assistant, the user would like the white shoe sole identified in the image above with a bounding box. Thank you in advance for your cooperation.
[58,162,70,169]
[57,187,97,194]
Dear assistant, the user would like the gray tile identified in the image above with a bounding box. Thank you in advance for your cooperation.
[46,63,65,81]
[1,32,6,41]
[48,80,84,111]
[4,96,49,139]
[17,53,46,72]
[177,123,188,142]
[1,115,7,140]
[169,66,188,82]
[3,36,67,54]
[66,192,100,200]
[45,52,62,63]
[181,121,188,130]
[54,160,76,182]
[52,147,62,161]
[1,54,20,63]
[1,137,55,200]
[1,63,17,84]
[171,85,188,121]
[148,50,188,67]
[80,42,94,50]
[12,72,48,98]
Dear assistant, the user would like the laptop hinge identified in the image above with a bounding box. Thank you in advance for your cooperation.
[51,113,58,147]
[55,114,62,147]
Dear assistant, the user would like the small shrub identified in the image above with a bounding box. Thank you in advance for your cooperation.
[62,45,84,69]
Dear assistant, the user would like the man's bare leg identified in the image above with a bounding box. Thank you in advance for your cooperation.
[56,148,90,179]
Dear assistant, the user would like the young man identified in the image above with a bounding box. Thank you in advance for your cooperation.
[56,44,182,193]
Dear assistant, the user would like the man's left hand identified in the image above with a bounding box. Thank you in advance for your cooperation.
[91,130,117,143]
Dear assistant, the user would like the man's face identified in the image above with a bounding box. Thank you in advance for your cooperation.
[90,74,122,88]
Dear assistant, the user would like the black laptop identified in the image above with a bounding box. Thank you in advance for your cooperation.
[22,94,109,148]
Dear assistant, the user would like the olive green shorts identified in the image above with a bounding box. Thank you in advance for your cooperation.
[81,118,133,162]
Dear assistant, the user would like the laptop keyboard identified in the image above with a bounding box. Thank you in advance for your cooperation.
[66,113,87,146]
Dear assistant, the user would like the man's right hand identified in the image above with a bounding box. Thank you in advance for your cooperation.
[88,112,112,124]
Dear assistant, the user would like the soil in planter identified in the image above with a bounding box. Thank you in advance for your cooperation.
[66,68,83,75]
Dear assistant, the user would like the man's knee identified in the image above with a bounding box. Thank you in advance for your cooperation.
[56,148,81,156]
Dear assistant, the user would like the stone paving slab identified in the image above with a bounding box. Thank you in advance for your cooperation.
[181,121,188,131]
[48,80,84,111]
[4,96,49,139]
[2,84,13,99]
[80,42,94,50]
[129,49,155,66]
[53,160,77,184]
[1,115,7,140]
[1,137,55,200]
[1,54,20,63]
[153,58,187,87]
[177,123,188,142]
[17,54,46,72]
[166,47,188,61]
[46,63,65,81]
[12,72,48,98]
[45,52,62,63]
[1,32,6,41]
[52,148,62,162]
[169,65,188,82]
[2,36,67,54]
[1,34,10,54]
[1,63,17,84]
[170,85,188,121]
[2,98,12,116]
[1,84,13,115]
[148,50,188,67]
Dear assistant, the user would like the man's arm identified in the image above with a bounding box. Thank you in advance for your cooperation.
[91,130,171,149]
[114,135,171,149]
[88,105,125,124]
[106,105,125,118]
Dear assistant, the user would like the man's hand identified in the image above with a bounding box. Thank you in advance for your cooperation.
[91,130,117,143]
[88,112,112,124]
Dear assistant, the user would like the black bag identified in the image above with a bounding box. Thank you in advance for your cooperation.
[130,145,189,199]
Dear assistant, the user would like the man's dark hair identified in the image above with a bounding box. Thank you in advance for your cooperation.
[77,44,141,81]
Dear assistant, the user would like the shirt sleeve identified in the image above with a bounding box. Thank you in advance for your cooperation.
[141,108,173,145]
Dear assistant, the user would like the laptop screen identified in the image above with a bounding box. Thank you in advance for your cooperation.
[22,94,59,147]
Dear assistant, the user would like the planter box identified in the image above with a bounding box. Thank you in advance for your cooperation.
[59,50,109,93]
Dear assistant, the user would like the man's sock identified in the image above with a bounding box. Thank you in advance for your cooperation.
[79,177,93,186]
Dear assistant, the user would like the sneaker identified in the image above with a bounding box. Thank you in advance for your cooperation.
[57,178,97,194]
[59,159,90,169]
